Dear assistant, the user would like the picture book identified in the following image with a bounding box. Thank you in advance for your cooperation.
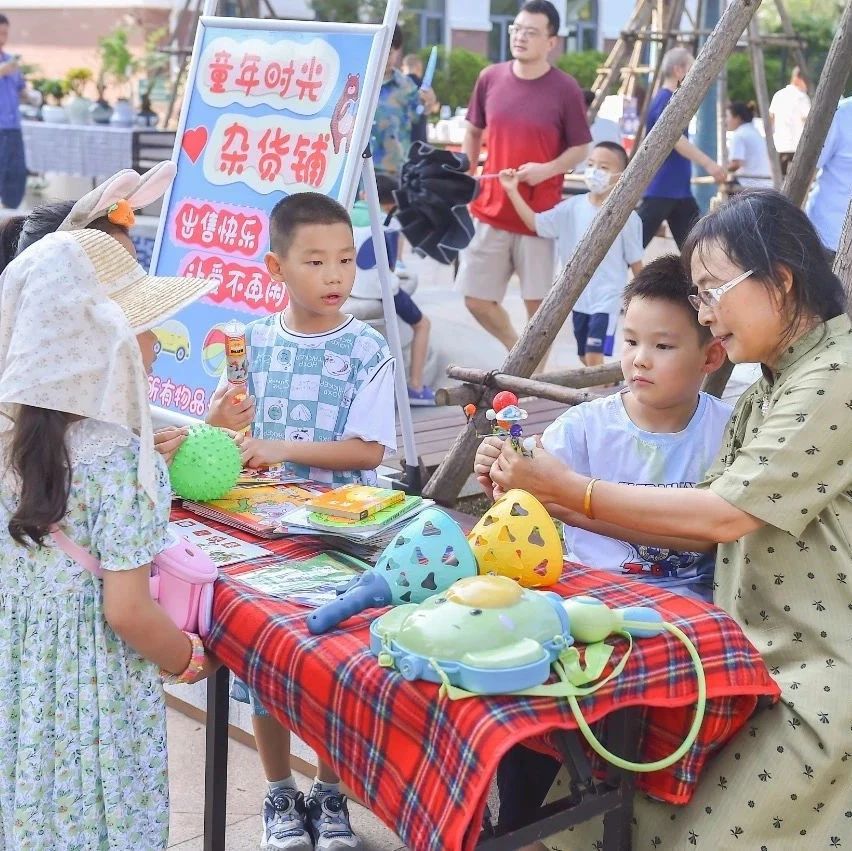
[305,484,405,521]
[306,494,423,533]
[278,497,433,542]
[169,517,268,566]
[236,468,313,488]
[235,551,367,601]
[183,484,325,537]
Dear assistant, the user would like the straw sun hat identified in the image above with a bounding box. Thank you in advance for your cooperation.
[0,227,213,506]
[72,228,214,332]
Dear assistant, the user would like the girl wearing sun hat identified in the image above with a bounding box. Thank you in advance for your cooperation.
[0,226,215,849]
[0,161,193,463]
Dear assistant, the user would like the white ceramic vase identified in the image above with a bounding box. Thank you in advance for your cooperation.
[65,95,93,125]
[41,104,68,124]
[109,98,135,128]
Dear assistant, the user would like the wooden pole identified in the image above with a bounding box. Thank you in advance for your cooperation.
[423,0,765,505]
[634,0,689,150]
[748,20,783,188]
[588,0,653,120]
[434,362,624,407]
[782,0,852,207]
[440,368,599,406]
[833,200,852,317]
[773,0,813,95]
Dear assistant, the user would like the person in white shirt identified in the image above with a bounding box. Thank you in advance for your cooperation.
[805,96,852,257]
[499,141,644,366]
[725,101,772,188]
[583,88,621,145]
[475,254,732,602]
[768,66,810,174]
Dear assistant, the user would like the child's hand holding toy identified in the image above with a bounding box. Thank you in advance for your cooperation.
[474,434,504,498]
[208,384,255,432]
[153,426,189,465]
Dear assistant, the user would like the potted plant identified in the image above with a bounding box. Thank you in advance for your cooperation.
[136,26,168,128]
[33,77,68,124]
[90,71,112,124]
[96,28,137,127]
[64,67,94,125]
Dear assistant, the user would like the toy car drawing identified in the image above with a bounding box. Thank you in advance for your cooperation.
[153,320,191,362]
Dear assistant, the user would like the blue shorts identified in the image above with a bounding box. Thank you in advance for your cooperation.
[394,289,423,326]
[572,311,615,357]
[231,676,270,717]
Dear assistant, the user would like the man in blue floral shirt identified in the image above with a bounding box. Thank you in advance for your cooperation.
[371,26,436,179]
[0,14,27,210]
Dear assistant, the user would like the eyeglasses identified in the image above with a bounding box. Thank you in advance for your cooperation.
[508,24,547,38]
[688,269,754,311]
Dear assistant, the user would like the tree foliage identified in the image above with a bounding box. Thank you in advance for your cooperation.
[555,50,606,90]
[419,47,491,111]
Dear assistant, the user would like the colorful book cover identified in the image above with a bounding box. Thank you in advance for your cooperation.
[305,484,405,520]
[307,494,423,532]
[236,552,367,601]
[183,484,323,537]
[168,517,268,566]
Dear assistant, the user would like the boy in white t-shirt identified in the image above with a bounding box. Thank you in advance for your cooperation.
[475,255,731,602]
[208,192,396,851]
[499,142,643,366]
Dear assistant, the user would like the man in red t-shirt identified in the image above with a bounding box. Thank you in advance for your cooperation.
[458,0,591,350]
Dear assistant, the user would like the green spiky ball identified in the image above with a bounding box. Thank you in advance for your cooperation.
[169,424,242,501]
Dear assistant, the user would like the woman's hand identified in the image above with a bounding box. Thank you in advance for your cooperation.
[153,426,188,464]
[490,438,570,505]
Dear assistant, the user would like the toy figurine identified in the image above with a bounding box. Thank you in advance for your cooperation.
[485,401,533,457]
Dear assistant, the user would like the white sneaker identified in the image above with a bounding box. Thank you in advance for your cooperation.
[306,787,362,851]
[260,788,313,851]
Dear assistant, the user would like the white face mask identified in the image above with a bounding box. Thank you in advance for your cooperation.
[583,167,614,194]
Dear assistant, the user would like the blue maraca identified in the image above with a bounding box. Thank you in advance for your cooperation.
[306,508,478,634]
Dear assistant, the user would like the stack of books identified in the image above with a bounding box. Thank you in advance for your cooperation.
[278,484,433,561]
[181,481,431,562]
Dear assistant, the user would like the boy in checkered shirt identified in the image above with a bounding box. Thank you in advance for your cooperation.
[207,192,396,851]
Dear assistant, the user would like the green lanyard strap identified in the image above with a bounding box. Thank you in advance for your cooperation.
[431,620,707,773]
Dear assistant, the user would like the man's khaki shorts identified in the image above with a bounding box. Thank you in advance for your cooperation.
[456,219,556,302]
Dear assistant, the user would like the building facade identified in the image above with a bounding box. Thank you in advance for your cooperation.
[1,0,635,91]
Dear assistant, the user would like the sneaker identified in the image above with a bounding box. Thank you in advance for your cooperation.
[407,385,436,406]
[306,787,362,851]
[260,788,312,851]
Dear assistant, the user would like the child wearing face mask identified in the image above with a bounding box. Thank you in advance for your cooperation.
[499,141,643,366]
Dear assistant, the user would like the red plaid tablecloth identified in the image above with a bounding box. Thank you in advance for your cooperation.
[179,509,780,851]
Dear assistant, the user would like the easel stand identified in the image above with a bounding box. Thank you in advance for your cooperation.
[361,147,423,493]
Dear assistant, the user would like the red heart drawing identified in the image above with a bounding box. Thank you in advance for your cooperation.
[181,126,208,163]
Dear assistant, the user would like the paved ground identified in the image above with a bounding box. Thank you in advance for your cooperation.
[166,708,407,850]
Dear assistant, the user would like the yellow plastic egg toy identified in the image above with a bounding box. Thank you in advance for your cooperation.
[468,489,564,586]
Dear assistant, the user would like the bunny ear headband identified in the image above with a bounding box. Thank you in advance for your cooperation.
[57,160,177,232]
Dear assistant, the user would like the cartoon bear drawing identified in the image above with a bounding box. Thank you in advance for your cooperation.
[330,73,360,155]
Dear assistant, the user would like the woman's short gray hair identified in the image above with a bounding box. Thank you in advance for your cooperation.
[661,47,694,78]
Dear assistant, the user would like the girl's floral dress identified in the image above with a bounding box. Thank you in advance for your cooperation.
[0,419,172,850]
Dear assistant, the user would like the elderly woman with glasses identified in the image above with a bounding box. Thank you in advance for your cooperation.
[489,189,852,848]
